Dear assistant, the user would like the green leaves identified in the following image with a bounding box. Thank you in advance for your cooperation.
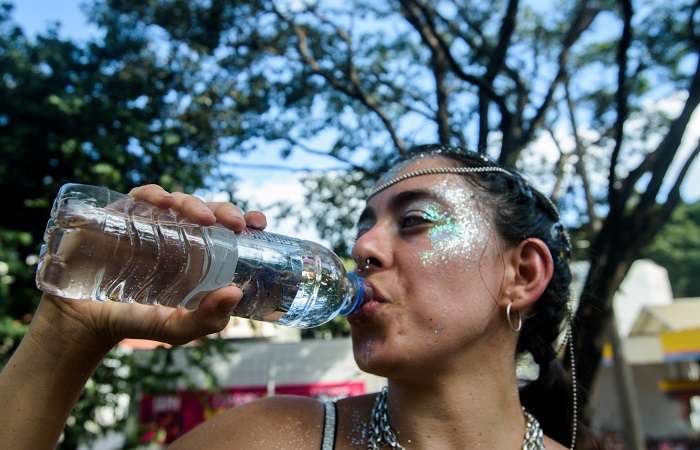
[642,201,700,297]
[0,4,239,448]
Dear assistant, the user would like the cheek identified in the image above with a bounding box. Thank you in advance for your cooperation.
[408,253,502,337]
[419,192,491,268]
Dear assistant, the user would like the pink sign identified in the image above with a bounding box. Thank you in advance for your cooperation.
[139,381,365,444]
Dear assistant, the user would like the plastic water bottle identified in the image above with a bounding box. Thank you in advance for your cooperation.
[36,183,365,328]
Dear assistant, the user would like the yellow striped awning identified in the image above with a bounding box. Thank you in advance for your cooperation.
[660,328,700,362]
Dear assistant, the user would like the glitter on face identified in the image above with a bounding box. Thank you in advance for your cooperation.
[418,179,491,266]
[361,337,374,367]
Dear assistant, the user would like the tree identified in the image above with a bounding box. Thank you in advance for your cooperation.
[0,2,242,448]
[96,0,700,441]
[642,200,700,298]
[4,0,699,446]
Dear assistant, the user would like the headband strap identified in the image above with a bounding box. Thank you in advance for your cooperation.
[368,163,570,257]
[368,166,513,198]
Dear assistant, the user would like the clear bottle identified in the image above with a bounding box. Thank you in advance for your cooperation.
[36,183,365,328]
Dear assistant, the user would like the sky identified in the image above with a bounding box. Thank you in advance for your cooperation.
[10,0,700,242]
[11,0,334,242]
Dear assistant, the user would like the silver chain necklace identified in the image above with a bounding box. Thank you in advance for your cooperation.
[367,387,545,449]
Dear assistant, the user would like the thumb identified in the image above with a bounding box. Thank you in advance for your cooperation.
[109,286,242,346]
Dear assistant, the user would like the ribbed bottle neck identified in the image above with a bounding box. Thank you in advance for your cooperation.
[339,272,365,316]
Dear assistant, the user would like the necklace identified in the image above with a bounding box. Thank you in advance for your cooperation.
[367,387,545,449]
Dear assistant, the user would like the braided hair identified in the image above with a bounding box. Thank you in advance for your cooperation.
[389,145,574,443]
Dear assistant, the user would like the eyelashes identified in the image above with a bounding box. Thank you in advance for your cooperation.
[355,208,445,238]
[400,210,438,228]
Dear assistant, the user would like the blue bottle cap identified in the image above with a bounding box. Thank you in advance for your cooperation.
[339,272,365,316]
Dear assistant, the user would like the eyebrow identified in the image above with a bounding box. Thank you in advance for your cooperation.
[357,189,444,225]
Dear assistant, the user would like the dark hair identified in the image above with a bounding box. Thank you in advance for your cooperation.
[392,144,575,444]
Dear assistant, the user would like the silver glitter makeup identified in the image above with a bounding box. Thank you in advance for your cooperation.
[418,179,491,266]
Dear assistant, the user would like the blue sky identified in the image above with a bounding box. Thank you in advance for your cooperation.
[12,0,96,40]
[10,0,336,240]
[10,1,700,208]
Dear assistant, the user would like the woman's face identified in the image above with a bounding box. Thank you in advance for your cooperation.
[349,156,510,377]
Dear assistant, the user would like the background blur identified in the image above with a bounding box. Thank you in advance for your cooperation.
[1,0,699,448]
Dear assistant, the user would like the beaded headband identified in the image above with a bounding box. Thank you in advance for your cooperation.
[368,166,512,198]
[368,165,569,253]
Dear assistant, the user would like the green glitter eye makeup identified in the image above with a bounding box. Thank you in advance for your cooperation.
[401,201,445,228]
[418,180,491,266]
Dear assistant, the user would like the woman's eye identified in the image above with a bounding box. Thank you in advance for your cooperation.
[400,214,432,228]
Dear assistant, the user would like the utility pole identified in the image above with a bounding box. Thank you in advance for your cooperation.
[608,313,646,449]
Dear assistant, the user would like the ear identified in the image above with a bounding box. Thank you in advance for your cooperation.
[503,238,553,311]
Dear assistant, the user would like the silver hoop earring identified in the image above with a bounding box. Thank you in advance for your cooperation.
[506,303,522,332]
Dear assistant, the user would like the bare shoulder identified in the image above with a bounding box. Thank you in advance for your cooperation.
[333,393,378,450]
[168,395,324,450]
[544,435,569,450]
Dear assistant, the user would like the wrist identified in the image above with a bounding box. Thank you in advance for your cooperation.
[30,294,117,360]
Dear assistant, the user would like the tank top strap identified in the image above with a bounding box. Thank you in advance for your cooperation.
[321,399,337,450]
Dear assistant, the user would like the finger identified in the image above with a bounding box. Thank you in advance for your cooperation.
[167,286,242,343]
[170,192,216,225]
[128,184,176,209]
[119,286,243,345]
[206,202,246,232]
[196,285,243,318]
[244,211,267,230]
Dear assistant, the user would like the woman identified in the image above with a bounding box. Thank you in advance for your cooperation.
[0,144,576,449]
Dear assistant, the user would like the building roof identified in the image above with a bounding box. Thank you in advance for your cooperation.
[629,298,700,335]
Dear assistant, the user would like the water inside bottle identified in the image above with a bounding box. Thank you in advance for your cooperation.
[37,193,358,327]
[231,230,356,327]
[37,198,238,308]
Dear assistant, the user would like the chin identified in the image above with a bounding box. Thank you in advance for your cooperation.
[351,329,388,375]
[350,329,415,378]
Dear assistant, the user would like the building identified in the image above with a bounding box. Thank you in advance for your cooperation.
[587,260,700,443]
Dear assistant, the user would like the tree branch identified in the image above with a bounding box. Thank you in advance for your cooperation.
[400,0,451,144]
[690,0,700,48]
[545,125,571,204]
[282,136,373,176]
[660,140,700,218]
[608,0,633,212]
[478,0,520,152]
[638,140,700,252]
[431,7,486,66]
[564,79,598,236]
[273,7,407,155]
[400,0,515,154]
[221,162,350,173]
[520,3,600,147]
[637,56,700,210]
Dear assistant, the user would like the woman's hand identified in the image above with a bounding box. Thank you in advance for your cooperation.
[0,184,266,450]
[37,183,268,353]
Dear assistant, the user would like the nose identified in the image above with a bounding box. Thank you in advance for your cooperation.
[352,223,393,274]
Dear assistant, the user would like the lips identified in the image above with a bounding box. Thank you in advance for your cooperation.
[348,281,390,323]
[363,281,389,303]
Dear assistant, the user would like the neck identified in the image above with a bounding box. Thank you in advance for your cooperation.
[384,347,527,449]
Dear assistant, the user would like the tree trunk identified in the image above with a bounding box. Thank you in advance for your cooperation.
[608,314,645,449]
[574,216,636,416]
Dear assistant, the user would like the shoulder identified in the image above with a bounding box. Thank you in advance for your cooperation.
[544,435,569,450]
[331,393,379,450]
[169,395,325,450]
